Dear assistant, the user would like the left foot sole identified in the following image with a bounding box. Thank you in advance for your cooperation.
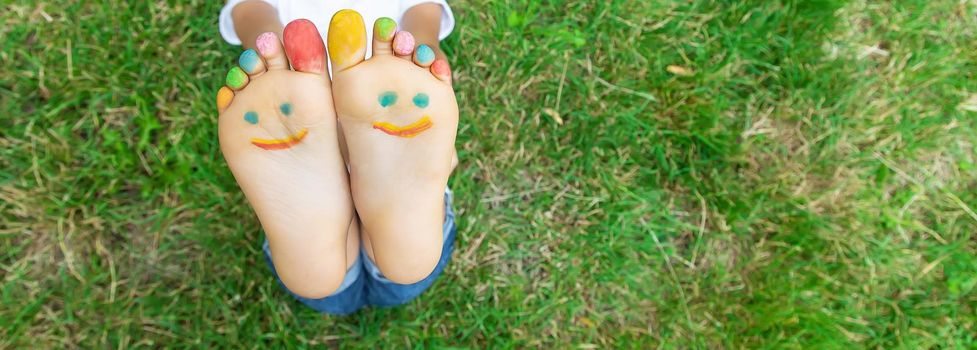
[217,21,355,298]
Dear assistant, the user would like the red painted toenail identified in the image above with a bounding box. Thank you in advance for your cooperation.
[432,59,451,78]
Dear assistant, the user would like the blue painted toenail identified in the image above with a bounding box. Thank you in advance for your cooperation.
[412,93,429,108]
[239,49,260,73]
[280,103,292,116]
[244,111,258,124]
[416,45,435,64]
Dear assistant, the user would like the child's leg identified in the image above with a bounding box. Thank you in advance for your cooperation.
[327,11,458,284]
[229,0,284,50]
[217,21,356,299]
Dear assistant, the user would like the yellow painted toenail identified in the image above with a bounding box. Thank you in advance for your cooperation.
[216,86,233,111]
[328,9,366,68]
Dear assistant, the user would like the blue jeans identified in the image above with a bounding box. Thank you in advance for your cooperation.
[263,189,456,314]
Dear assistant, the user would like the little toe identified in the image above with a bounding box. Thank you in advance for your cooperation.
[430,59,452,83]
[283,19,327,75]
[238,49,266,75]
[255,32,288,70]
[371,17,397,56]
[413,44,436,68]
[216,86,234,112]
[226,66,249,91]
[392,31,415,59]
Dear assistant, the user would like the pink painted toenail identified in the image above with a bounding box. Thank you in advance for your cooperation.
[256,32,280,56]
[393,31,415,56]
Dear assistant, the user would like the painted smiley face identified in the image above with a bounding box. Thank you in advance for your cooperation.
[245,103,309,150]
[371,91,433,138]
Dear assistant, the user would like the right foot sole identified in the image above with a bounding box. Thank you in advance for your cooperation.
[328,11,459,284]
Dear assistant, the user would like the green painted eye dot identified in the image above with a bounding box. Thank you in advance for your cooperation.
[280,103,292,116]
[378,91,397,107]
[413,93,430,108]
[244,111,258,124]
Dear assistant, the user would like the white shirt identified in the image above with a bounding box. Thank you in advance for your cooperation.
[219,0,454,58]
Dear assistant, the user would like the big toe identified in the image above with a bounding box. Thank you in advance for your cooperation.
[327,9,367,72]
[283,19,327,75]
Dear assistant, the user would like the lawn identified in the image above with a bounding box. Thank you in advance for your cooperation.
[2,0,976,348]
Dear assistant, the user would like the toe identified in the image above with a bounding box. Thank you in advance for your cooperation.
[391,31,415,59]
[413,44,436,68]
[283,19,327,74]
[255,32,288,70]
[226,66,249,91]
[216,86,234,112]
[371,17,397,56]
[328,9,367,72]
[430,59,452,83]
[238,49,266,75]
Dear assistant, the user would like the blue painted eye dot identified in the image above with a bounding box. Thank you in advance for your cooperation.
[413,93,430,108]
[279,103,292,116]
[244,111,258,124]
[378,91,397,107]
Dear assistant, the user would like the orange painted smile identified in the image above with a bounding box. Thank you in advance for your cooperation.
[372,116,433,138]
[250,128,309,150]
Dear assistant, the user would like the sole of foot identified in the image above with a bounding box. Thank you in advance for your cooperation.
[217,20,358,298]
[327,10,458,284]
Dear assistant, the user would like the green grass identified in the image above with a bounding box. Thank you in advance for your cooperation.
[2,0,976,347]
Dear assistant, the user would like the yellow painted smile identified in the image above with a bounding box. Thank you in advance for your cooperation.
[372,116,433,138]
[250,128,309,150]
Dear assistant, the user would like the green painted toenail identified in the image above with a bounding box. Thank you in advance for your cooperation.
[375,18,396,41]
[244,111,258,124]
[226,67,248,89]
[280,103,292,116]
[378,91,398,107]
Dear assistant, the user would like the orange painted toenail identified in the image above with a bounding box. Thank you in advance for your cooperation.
[216,87,233,110]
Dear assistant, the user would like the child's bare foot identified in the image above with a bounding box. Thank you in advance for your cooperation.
[217,20,357,298]
[327,11,458,283]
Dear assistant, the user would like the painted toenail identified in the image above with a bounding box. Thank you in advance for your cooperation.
[375,18,396,41]
[379,91,398,107]
[226,67,248,89]
[393,32,415,55]
[244,111,259,124]
[216,86,234,110]
[412,93,429,108]
[255,32,280,56]
[239,49,260,73]
[431,59,451,78]
[280,103,292,116]
[416,45,435,64]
